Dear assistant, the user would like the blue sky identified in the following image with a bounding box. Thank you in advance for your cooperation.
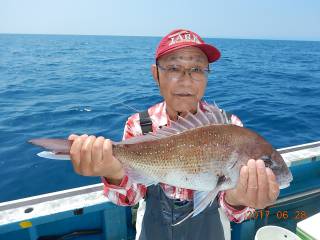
[1,0,320,41]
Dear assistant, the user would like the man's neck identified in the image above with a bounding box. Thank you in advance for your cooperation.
[165,103,198,121]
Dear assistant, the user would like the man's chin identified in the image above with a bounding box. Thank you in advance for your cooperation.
[172,101,198,114]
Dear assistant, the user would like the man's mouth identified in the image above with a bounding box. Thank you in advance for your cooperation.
[174,93,194,97]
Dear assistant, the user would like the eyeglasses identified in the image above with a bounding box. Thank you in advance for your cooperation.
[156,64,210,81]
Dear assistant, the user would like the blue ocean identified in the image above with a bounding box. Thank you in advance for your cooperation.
[0,34,319,202]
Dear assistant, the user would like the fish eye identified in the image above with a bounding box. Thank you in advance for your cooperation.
[261,155,273,168]
[217,175,226,185]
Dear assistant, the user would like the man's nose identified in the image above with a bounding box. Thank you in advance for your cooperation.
[179,70,193,84]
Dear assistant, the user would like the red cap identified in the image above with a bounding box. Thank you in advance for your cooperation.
[156,29,221,63]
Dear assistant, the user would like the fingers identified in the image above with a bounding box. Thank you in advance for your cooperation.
[102,139,125,180]
[247,159,258,206]
[238,165,249,193]
[91,136,105,173]
[70,134,88,173]
[266,168,280,201]
[68,134,79,141]
[69,134,120,178]
[227,165,248,206]
[103,139,113,162]
[256,160,269,209]
[229,159,280,209]
[79,135,96,175]
[70,135,103,175]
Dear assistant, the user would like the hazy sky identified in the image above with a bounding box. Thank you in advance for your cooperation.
[1,0,320,40]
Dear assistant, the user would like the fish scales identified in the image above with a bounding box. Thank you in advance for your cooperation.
[112,124,248,189]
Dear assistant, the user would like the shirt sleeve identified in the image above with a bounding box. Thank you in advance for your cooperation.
[218,191,254,223]
[217,114,255,223]
[101,116,147,206]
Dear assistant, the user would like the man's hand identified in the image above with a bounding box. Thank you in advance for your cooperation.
[68,134,125,185]
[225,159,280,209]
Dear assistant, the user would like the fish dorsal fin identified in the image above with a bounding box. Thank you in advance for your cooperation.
[165,103,228,132]
[204,103,229,124]
[170,120,188,132]
[167,103,229,132]
[117,103,229,145]
[183,112,203,128]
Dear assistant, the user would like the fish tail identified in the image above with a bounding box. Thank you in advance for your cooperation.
[28,138,72,154]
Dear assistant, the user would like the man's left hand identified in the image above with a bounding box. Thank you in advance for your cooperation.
[224,159,280,209]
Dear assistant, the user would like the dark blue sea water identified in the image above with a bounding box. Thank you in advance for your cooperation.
[0,34,319,202]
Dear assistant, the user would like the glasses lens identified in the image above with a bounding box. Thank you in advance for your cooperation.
[160,65,210,80]
[166,65,183,79]
[190,68,209,80]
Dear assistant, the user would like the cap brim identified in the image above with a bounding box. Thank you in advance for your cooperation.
[156,43,221,63]
[196,44,221,63]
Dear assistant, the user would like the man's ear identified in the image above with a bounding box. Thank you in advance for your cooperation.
[151,64,160,86]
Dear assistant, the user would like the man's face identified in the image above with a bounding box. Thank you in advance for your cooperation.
[152,47,209,118]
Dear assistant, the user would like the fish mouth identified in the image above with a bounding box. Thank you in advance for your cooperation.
[279,182,290,189]
[276,171,293,190]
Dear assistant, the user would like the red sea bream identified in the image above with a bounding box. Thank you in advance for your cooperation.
[29,104,293,224]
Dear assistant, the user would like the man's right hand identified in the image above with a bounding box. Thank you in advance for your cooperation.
[68,134,125,185]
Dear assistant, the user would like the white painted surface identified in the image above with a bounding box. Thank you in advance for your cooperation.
[0,183,108,225]
[297,212,320,240]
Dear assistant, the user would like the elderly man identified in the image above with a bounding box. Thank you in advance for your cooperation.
[68,29,280,240]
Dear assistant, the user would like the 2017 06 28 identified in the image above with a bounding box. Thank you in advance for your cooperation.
[246,209,308,220]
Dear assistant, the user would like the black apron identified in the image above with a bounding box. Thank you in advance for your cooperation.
[138,184,225,240]
[137,108,228,240]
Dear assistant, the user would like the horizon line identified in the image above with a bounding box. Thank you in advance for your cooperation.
[1,32,319,43]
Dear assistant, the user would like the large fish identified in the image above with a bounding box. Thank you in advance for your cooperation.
[29,104,293,224]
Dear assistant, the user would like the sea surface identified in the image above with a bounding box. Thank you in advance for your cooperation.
[0,34,319,202]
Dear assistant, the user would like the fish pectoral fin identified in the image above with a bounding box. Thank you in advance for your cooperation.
[193,188,220,217]
[193,189,218,216]
[125,167,157,187]
[172,188,219,226]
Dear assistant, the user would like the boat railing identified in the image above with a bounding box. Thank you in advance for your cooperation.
[0,141,319,240]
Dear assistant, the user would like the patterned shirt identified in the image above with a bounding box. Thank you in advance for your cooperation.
[102,101,254,223]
